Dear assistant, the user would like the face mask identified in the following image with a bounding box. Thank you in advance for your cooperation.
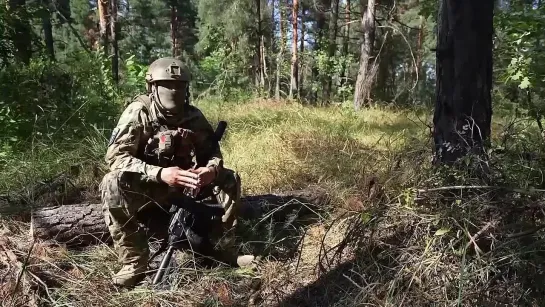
[155,83,186,114]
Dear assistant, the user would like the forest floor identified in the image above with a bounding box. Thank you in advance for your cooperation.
[2,99,545,306]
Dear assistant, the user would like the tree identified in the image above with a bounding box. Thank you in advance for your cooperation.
[309,0,330,104]
[353,0,376,110]
[41,0,55,60]
[8,0,32,64]
[98,0,109,50]
[340,0,350,88]
[275,0,286,100]
[289,0,299,99]
[170,1,179,57]
[110,0,119,83]
[432,0,495,164]
[324,0,340,102]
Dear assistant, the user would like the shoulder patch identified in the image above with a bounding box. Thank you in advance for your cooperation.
[108,127,120,146]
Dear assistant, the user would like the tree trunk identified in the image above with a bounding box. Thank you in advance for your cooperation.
[257,0,265,90]
[353,0,376,110]
[288,0,299,99]
[432,0,494,164]
[324,0,340,103]
[262,34,268,94]
[269,0,275,95]
[340,0,350,88]
[98,0,109,51]
[42,1,55,61]
[299,4,305,99]
[110,0,119,84]
[30,203,111,246]
[375,32,391,101]
[275,0,286,100]
[170,3,178,57]
[30,189,331,247]
[8,0,32,64]
[416,15,424,79]
[310,0,330,104]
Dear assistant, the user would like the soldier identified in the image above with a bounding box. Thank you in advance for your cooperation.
[99,57,253,287]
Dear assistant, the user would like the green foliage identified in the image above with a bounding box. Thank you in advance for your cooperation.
[123,54,149,95]
[0,5,16,67]
[0,51,124,154]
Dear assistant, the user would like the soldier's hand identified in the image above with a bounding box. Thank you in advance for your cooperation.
[192,167,216,188]
[160,167,199,189]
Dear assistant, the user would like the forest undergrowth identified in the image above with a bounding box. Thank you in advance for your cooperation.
[2,98,545,306]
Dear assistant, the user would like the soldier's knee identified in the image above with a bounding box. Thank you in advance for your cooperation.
[100,170,124,209]
[101,170,121,189]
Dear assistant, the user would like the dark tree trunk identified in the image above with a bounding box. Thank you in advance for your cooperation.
[289,0,299,99]
[110,0,119,84]
[432,0,494,164]
[324,0,340,103]
[42,1,55,61]
[8,0,32,64]
[353,0,376,110]
[375,32,391,101]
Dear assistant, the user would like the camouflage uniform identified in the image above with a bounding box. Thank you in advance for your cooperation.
[99,60,242,286]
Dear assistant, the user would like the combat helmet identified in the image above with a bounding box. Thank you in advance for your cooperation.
[145,57,191,92]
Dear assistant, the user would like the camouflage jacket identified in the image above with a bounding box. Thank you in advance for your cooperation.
[105,94,223,182]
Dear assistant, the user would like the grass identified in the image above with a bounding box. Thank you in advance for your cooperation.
[2,98,545,306]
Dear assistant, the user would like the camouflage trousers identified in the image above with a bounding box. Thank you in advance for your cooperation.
[99,169,241,265]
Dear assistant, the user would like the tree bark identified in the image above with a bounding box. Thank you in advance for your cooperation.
[299,4,305,99]
[353,0,376,110]
[269,0,276,95]
[416,15,424,80]
[310,0,330,104]
[30,203,111,246]
[288,0,299,99]
[324,0,340,103]
[110,0,119,84]
[257,0,265,90]
[432,0,494,164]
[42,1,55,61]
[30,189,331,247]
[98,0,109,51]
[340,0,350,88]
[275,0,285,100]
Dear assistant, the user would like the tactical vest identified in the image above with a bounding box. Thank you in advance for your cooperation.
[133,95,197,170]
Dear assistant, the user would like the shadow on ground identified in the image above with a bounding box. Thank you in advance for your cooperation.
[270,189,545,307]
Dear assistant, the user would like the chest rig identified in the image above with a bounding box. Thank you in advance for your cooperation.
[143,122,197,170]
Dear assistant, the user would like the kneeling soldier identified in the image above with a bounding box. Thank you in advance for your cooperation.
[100,57,253,287]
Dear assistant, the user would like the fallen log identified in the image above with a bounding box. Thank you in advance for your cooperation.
[30,188,331,247]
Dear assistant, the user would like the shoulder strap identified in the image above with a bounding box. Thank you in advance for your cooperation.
[132,94,152,113]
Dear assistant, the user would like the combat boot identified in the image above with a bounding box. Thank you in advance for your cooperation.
[214,247,257,268]
[236,255,257,267]
[112,259,148,287]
